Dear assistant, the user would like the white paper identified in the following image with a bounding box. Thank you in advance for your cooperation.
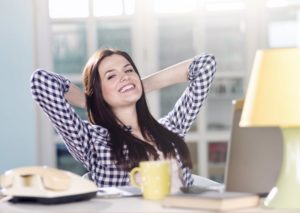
[97,186,142,198]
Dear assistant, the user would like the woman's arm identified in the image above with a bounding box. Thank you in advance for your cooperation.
[30,70,102,168]
[142,59,193,93]
[159,54,216,137]
[64,83,86,108]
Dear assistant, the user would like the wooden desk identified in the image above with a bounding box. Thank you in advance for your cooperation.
[0,197,295,213]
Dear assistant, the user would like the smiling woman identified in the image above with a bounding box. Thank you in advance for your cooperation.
[30,48,216,190]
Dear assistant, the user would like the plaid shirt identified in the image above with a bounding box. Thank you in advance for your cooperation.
[31,54,216,187]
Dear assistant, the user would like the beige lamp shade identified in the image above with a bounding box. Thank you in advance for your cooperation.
[240,48,300,127]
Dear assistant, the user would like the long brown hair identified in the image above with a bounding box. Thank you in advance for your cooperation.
[83,48,192,171]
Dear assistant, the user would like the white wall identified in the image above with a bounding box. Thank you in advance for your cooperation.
[0,0,36,173]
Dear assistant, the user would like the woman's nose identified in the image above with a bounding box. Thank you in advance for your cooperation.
[120,73,129,82]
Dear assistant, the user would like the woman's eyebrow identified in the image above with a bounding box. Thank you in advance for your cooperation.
[124,64,131,68]
[104,69,115,76]
[104,64,132,75]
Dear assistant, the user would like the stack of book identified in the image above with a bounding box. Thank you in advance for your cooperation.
[163,191,259,211]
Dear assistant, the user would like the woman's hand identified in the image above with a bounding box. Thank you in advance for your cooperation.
[64,83,86,108]
[142,58,192,93]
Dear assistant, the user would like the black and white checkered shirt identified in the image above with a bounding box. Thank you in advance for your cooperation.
[31,54,216,187]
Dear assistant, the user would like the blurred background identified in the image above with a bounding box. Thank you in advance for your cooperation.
[0,0,299,183]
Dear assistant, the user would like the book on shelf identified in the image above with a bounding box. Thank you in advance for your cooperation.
[162,191,259,211]
[208,142,227,163]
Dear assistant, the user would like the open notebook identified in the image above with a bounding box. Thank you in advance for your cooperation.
[224,99,282,196]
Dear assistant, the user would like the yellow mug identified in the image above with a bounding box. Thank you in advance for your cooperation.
[130,160,171,200]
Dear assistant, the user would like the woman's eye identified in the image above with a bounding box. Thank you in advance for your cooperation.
[125,69,133,73]
[107,75,115,80]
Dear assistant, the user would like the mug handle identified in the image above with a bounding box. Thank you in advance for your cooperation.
[129,167,141,188]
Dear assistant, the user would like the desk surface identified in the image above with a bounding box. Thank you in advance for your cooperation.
[0,197,296,213]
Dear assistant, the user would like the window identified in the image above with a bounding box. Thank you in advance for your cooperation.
[93,0,135,16]
[266,0,300,8]
[154,0,197,14]
[52,24,87,74]
[49,0,89,18]
[97,21,132,54]
[205,15,246,72]
[205,0,245,12]
[266,6,300,47]
[37,0,299,180]
[157,17,195,116]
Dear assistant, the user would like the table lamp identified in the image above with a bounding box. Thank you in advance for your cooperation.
[240,48,300,209]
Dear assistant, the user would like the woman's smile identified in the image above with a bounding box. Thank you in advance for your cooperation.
[119,83,136,93]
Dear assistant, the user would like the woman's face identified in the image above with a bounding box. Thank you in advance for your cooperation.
[98,54,142,110]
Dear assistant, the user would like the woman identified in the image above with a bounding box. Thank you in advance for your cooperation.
[31,49,216,190]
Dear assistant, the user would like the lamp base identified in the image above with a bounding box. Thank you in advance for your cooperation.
[264,127,300,209]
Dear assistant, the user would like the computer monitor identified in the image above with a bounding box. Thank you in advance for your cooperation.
[224,100,282,196]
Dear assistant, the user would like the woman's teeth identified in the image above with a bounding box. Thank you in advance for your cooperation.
[119,84,134,93]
